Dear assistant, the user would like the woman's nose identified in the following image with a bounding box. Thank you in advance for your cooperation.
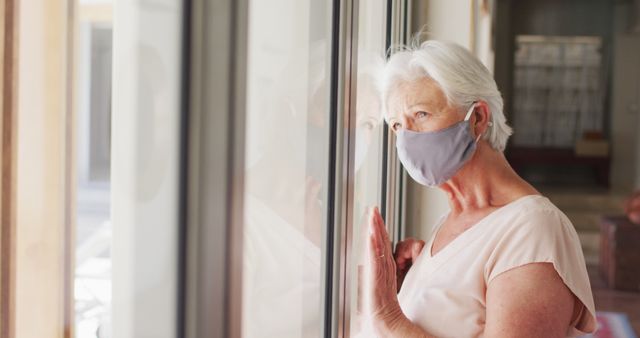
[400,115,416,132]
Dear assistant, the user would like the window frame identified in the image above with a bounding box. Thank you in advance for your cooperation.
[182,0,248,337]
[327,1,411,337]
[182,0,409,337]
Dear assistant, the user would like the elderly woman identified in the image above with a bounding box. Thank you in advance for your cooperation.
[366,40,597,337]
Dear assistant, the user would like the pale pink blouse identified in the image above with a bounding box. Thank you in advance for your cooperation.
[397,195,597,337]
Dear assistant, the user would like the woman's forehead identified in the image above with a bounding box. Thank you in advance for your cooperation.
[387,77,448,116]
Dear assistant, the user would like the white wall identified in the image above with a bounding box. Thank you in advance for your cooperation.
[405,0,477,240]
[418,0,473,47]
[405,0,499,240]
[473,0,495,73]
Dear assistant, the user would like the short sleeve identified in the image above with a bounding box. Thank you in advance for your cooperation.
[484,208,598,336]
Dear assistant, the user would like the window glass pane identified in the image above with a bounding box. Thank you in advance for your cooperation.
[74,1,113,336]
[242,0,331,337]
[349,0,387,335]
[73,0,184,337]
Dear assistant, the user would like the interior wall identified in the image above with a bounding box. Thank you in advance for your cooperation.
[493,0,513,122]
[612,1,640,192]
[611,34,640,193]
[405,0,475,240]
[411,0,472,47]
[473,0,495,72]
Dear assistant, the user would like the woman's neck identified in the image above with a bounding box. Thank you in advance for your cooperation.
[440,142,539,215]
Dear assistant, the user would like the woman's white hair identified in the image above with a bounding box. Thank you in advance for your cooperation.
[379,39,512,152]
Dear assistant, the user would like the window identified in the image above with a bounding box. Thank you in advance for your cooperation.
[1,0,407,337]
[74,2,113,336]
[241,0,332,336]
[239,0,395,337]
[74,1,187,337]
[348,1,388,335]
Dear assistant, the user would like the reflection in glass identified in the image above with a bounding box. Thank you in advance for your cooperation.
[242,0,331,337]
[349,0,387,336]
[74,1,113,337]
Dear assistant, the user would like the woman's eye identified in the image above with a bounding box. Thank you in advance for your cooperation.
[415,111,429,119]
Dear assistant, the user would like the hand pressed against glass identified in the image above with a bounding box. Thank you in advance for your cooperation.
[366,207,400,324]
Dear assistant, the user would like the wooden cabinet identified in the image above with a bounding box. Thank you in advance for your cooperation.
[600,216,640,292]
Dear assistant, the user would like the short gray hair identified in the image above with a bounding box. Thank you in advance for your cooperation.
[379,40,512,152]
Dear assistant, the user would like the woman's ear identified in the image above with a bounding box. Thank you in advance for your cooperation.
[473,101,492,137]
[473,101,489,124]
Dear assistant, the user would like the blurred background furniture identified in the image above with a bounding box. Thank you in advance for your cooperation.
[600,216,640,292]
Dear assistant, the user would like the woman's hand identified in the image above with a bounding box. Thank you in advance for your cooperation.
[365,206,435,337]
[367,206,404,330]
[394,238,425,291]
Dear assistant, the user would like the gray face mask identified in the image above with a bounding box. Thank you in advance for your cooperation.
[395,104,483,187]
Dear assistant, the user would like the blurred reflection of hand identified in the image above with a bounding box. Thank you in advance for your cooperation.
[625,190,640,225]
[393,238,425,292]
[304,176,323,247]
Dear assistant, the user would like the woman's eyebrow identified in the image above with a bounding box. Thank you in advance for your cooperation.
[403,102,432,115]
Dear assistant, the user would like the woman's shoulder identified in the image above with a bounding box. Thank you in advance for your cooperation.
[482,194,583,262]
[496,194,575,232]
[484,194,584,273]
[483,194,597,334]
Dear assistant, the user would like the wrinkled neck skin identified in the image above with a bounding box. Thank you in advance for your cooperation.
[439,140,539,217]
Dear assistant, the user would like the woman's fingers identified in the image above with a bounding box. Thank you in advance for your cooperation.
[375,207,390,245]
[394,239,425,265]
[411,240,425,260]
[394,243,413,271]
[370,207,385,256]
[394,241,409,266]
[368,207,382,257]
[365,206,402,319]
[368,206,396,271]
[375,207,394,257]
[368,208,393,280]
[393,239,424,291]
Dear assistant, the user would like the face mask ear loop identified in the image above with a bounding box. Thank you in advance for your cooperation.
[475,131,484,143]
[465,103,482,143]
[463,103,476,121]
